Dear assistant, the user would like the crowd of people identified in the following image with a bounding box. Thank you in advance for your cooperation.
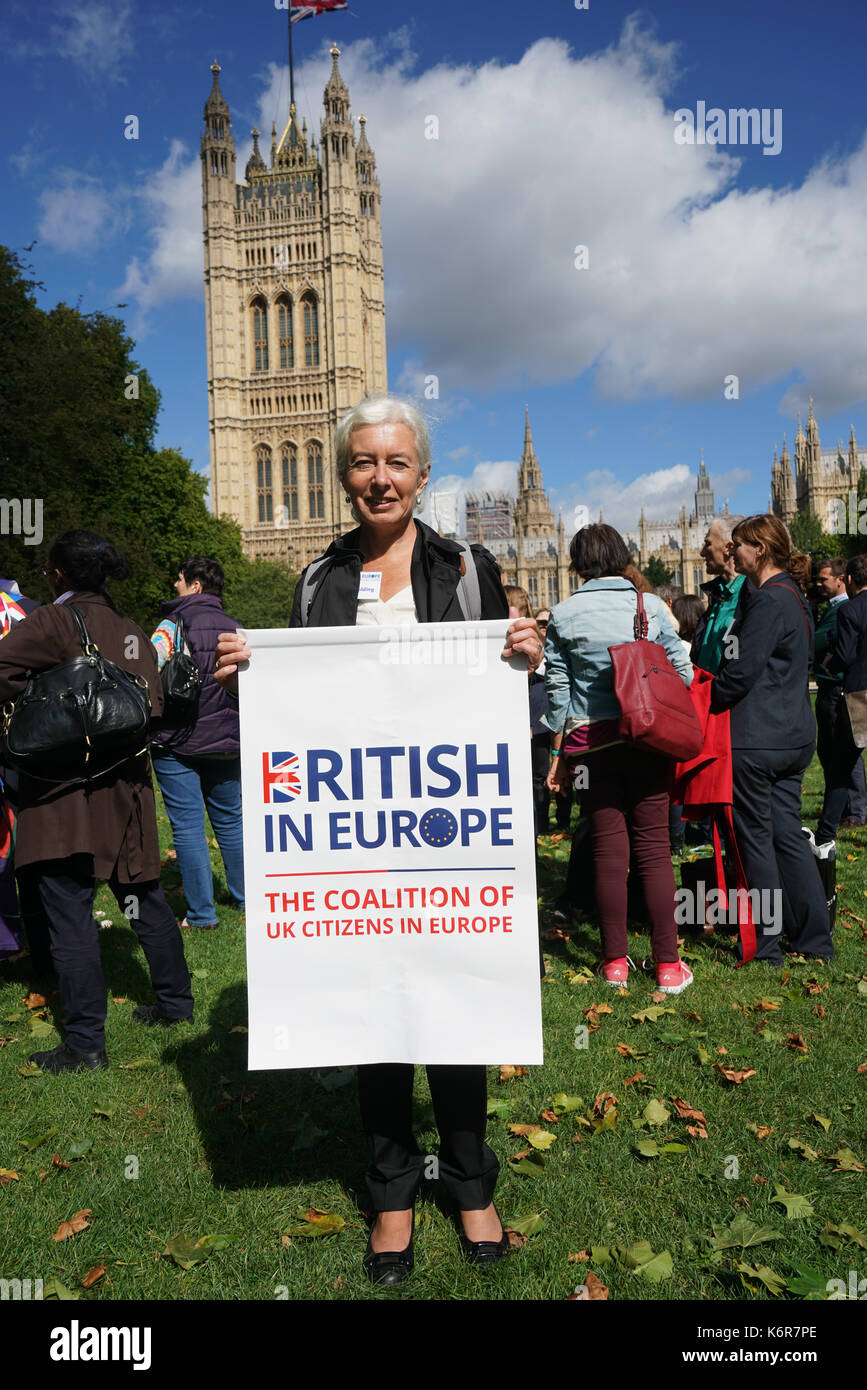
[0,394,861,1288]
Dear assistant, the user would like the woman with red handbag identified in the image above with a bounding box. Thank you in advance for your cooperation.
[546,524,695,992]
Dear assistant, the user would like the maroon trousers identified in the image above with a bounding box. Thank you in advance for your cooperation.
[575,743,679,964]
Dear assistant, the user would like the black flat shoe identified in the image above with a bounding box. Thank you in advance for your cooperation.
[458,1206,510,1265]
[363,1211,414,1286]
[28,1043,108,1073]
[131,1004,193,1027]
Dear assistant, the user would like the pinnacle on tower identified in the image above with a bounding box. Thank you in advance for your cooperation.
[523,405,534,456]
[204,60,229,118]
[245,127,266,181]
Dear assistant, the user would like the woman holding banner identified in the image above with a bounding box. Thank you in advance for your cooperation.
[215,395,543,1286]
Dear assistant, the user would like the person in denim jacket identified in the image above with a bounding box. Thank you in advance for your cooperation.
[545,523,694,993]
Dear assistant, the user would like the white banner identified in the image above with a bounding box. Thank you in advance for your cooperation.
[239,620,543,1068]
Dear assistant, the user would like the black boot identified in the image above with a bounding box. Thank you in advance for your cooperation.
[28,1042,108,1073]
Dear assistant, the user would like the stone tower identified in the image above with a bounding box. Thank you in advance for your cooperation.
[513,408,555,537]
[694,451,714,524]
[200,46,387,572]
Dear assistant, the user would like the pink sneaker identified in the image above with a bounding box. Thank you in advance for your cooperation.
[655,959,694,995]
[599,957,630,988]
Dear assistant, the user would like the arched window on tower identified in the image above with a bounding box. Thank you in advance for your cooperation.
[282,443,298,520]
[307,440,324,519]
[252,297,269,372]
[276,295,294,370]
[256,445,273,522]
[302,293,319,367]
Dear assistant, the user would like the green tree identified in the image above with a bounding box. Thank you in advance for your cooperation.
[0,245,297,630]
[225,559,298,629]
[644,556,673,587]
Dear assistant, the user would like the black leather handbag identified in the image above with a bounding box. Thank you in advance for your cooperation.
[0,605,152,784]
[160,612,202,721]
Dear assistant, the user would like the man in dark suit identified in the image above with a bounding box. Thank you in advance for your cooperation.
[820,553,867,843]
[814,557,866,840]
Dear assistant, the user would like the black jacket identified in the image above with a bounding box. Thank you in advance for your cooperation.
[834,588,867,693]
[710,571,815,750]
[289,520,508,627]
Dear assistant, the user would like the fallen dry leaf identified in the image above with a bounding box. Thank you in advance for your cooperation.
[713,1064,756,1084]
[111,997,127,1004]
[686,1123,709,1139]
[506,1229,526,1250]
[509,1147,532,1162]
[754,1126,774,1140]
[623,1072,646,1087]
[569,1250,591,1262]
[0,1037,19,1047]
[82,1264,106,1289]
[841,908,865,926]
[585,1270,609,1300]
[592,1092,618,1116]
[508,1123,543,1137]
[499,1065,529,1081]
[333,1275,342,1290]
[802,979,827,995]
[734,1196,751,1209]
[858,1063,867,1074]
[569,1132,585,1144]
[684,1011,703,1022]
[716,1045,729,1055]
[671,1096,708,1127]
[51,1154,70,1170]
[53,1209,91,1242]
[540,928,569,942]
[0,1169,20,1185]
[787,1034,809,1054]
[651,990,666,1004]
[753,999,781,1011]
[540,1109,559,1124]
[754,1174,767,1185]
[813,1005,827,1019]
[281,1235,291,1248]
[23,992,52,1010]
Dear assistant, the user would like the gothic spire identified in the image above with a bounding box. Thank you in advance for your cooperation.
[204,60,229,118]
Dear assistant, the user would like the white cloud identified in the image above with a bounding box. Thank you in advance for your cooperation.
[37,174,127,254]
[115,141,203,319]
[556,463,753,533]
[51,1,134,82]
[117,16,867,414]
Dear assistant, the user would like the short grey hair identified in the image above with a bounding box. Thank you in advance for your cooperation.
[335,395,431,485]
[711,513,746,544]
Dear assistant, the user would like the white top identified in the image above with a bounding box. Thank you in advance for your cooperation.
[355,584,419,627]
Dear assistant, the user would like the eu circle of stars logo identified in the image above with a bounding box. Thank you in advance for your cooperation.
[418,808,458,847]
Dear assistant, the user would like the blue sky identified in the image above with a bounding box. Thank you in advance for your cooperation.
[3,0,866,534]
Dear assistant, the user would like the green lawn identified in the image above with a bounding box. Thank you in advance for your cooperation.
[0,753,864,1301]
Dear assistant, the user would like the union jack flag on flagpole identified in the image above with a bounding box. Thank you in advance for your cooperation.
[290,0,348,22]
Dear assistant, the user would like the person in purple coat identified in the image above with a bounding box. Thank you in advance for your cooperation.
[150,557,245,930]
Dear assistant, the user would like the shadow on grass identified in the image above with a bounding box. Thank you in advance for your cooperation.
[165,983,370,1205]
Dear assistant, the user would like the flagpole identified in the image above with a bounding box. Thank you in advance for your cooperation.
[288,5,295,110]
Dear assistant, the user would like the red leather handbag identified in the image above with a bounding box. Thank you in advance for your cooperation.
[608,590,703,760]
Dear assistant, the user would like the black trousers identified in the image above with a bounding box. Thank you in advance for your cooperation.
[356,1063,499,1212]
[21,854,193,1053]
[816,686,866,839]
[731,745,833,963]
[531,734,551,835]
